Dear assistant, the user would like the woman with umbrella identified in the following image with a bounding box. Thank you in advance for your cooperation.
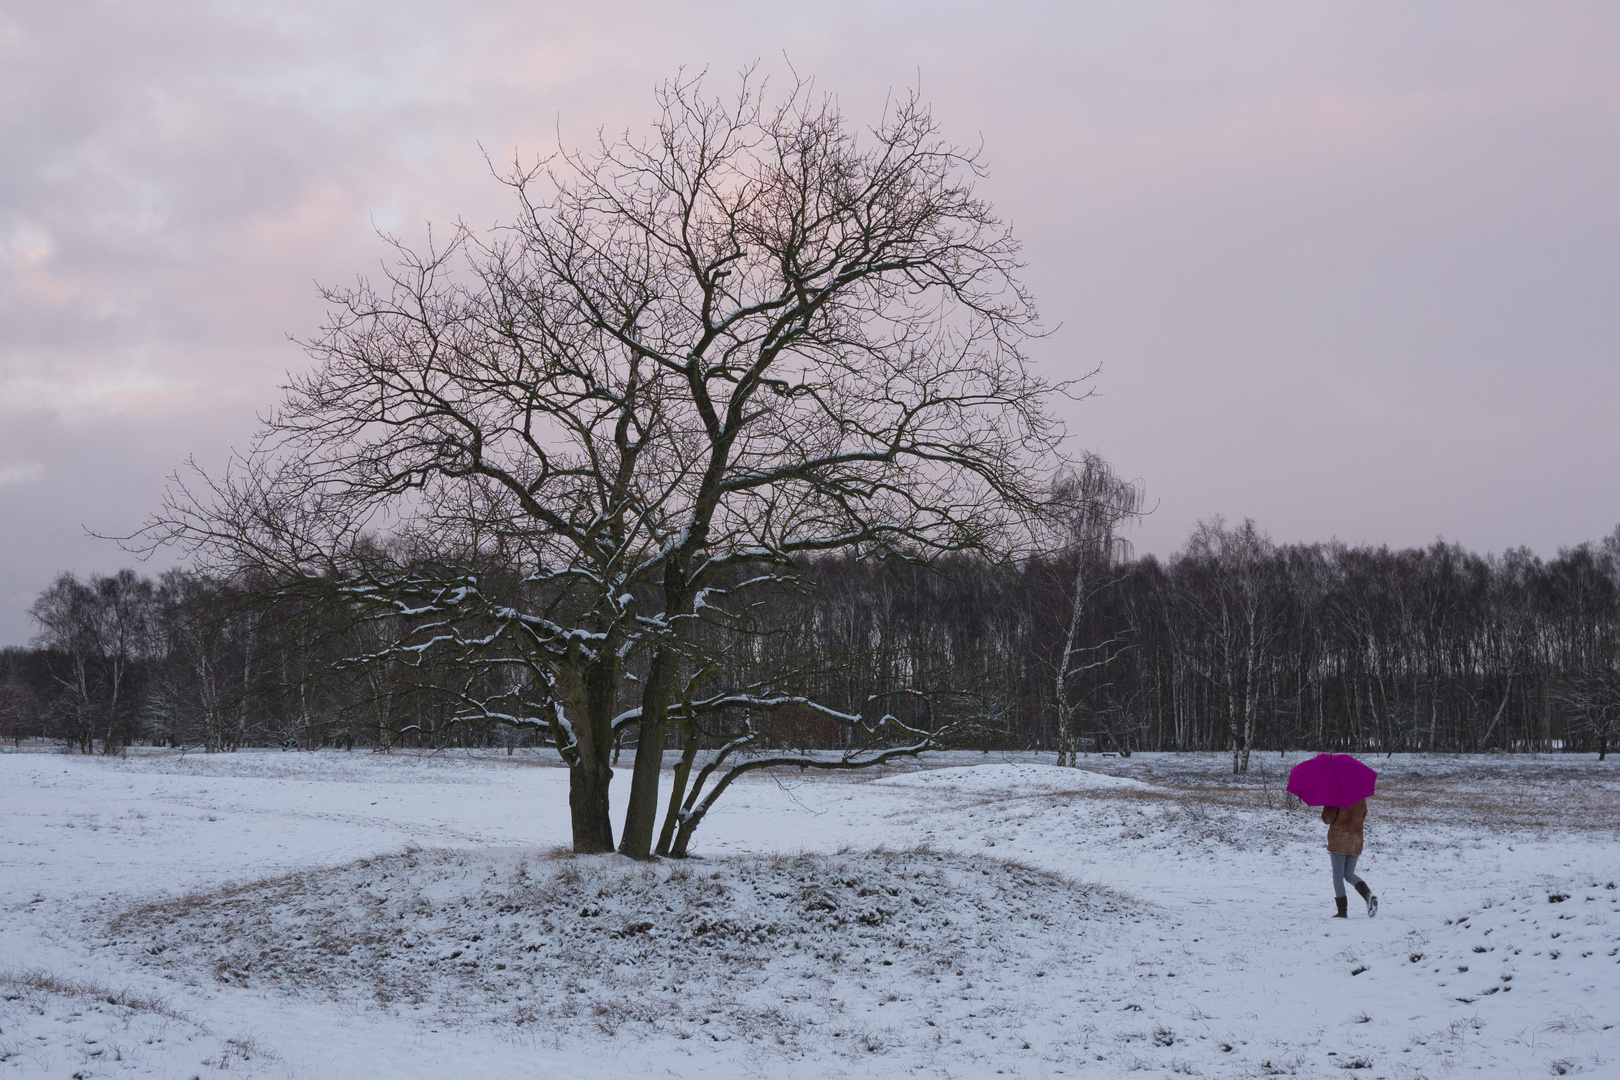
[1288,753,1380,918]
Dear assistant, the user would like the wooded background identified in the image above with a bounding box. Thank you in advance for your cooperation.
[7,519,1618,768]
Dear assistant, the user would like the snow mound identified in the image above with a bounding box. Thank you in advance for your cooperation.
[872,762,1158,795]
[105,847,1126,1055]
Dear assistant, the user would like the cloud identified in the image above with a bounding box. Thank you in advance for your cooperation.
[0,462,44,486]
[2,0,1620,642]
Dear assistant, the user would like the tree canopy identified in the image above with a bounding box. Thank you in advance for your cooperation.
[140,71,1070,856]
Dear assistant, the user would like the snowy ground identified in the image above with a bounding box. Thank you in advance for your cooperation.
[1,747,1616,1079]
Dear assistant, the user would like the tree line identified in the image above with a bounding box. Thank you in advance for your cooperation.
[7,519,1618,768]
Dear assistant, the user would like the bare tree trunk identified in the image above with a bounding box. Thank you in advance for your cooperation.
[100,653,127,755]
[1054,561,1087,768]
[1476,672,1513,751]
[1238,615,1258,774]
[562,654,618,854]
[620,646,677,858]
[655,715,700,857]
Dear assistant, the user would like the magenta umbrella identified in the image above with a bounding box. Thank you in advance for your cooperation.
[1287,753,1378,807]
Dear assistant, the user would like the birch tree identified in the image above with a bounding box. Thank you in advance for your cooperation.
[1049,453,1142,765]
[28,570,158,754]
[1175,519,1283,774]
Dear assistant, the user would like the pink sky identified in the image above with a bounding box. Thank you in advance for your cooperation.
[4,1,1619,643]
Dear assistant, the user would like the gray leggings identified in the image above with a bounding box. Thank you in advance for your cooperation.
[1331,853,1365,898]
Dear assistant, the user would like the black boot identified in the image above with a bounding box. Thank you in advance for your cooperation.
[1333,896,1348,918]
[1355,881,1378,917]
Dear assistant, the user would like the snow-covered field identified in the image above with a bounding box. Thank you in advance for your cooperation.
[1,747,1616,1078]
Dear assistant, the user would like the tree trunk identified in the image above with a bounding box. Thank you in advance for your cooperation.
[1237,617,1257,774]
[100,655,127,756]
[568,657,618,854]
[619,646,677,859]
[1476,672,1513,751]
[1054,563,1085,768]
[655,715,700,857]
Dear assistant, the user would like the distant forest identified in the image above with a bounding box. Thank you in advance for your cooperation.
[4,519,1619,768]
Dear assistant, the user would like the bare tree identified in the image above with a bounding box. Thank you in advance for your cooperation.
[141,70,1069,857]
[29,571,158,754]
[1174,519,1284,774]
[1049,453,1143,765]
[1557,669,1620,759]
[0,677,41,746]
[144,571,258,752]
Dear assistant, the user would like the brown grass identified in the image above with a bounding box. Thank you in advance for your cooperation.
[0,968,192,1022]
[924,768,1620,834]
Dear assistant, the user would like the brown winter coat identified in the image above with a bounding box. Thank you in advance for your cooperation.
[1321,800,1367,856]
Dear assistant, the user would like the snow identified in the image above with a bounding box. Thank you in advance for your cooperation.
[871,762,1158,795]
[108,846,1123,1059]
[2,747,1617,1079]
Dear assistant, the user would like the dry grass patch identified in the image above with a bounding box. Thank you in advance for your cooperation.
[0,968,190,1022]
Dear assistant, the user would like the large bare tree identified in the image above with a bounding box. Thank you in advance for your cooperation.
[142,71,1068,856]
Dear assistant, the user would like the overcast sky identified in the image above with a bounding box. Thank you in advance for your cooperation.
[3,1,1619,644]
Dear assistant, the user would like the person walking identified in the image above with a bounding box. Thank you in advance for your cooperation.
[1322,800,1377,918]
[1287,752,1382,919]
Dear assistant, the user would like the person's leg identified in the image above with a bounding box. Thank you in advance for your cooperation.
[1355,881,1377,915]
[1340,854,1363,890]
[1343,854,1378,916]
[1331,853,1348,898]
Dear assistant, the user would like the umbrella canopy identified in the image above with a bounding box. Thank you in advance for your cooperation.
[1287,753,1377,807]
